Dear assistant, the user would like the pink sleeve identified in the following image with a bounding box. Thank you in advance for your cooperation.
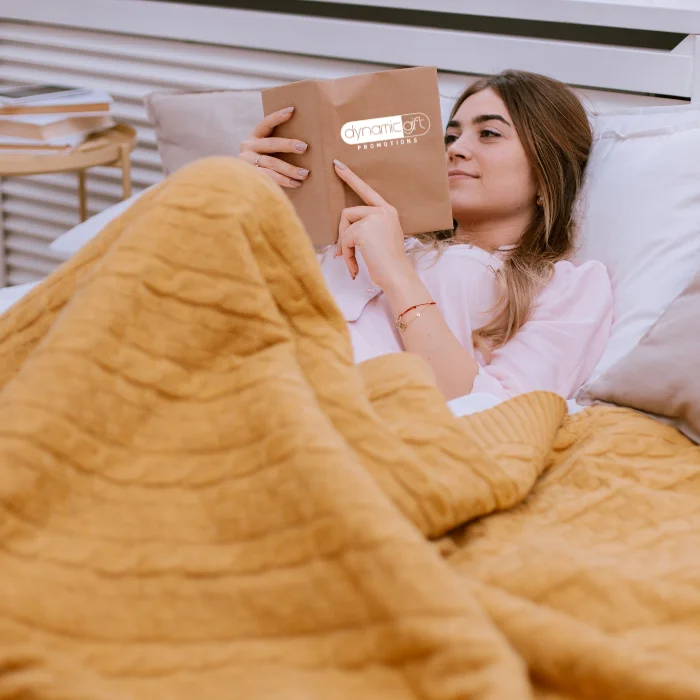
[471,259,613,400]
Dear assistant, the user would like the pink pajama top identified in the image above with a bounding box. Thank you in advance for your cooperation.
[319,239,613,400]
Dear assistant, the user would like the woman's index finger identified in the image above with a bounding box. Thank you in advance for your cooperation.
[252,107,294,138]
[333,160,387,207]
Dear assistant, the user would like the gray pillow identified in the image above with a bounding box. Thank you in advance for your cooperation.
[578,270,700,443]
[144,89,264,175]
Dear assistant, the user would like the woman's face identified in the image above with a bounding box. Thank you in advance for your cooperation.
[445,88,539,227]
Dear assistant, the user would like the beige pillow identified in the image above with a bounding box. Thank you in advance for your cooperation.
[144,89,264,175]
[579,270,700,442]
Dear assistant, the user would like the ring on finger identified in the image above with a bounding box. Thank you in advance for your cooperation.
[255,154,262,167]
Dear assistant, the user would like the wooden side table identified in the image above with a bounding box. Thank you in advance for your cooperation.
[0,123,137,222]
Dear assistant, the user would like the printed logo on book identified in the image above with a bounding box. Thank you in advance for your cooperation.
[341,113,430,150]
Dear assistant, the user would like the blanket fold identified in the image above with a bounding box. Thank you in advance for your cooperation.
[0,157,698,700]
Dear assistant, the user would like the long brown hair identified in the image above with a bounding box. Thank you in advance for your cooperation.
[421,70,592,354]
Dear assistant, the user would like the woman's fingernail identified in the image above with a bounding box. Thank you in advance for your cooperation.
[297,168,309,176]
[290,180,302,188]
[296,142,308,152]
[282,106,294,114]
[333,159,346,169]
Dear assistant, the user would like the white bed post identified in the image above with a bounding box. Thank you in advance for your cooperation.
[693,35,700,104]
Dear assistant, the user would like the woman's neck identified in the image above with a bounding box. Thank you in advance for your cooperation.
[453,216,528,251]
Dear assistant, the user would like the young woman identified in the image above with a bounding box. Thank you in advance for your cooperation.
[239,70,613,401]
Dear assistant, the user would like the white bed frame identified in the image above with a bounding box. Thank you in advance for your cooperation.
[0,0,698,285]
[2,0,699,102]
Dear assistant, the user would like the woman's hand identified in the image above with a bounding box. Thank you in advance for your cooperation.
[239,107,310,189]
[333,160,413,289]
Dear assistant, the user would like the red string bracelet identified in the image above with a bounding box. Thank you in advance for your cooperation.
[395,301,436,331]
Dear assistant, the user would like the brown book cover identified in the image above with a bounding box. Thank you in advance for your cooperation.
[262,67,453,246]
[0,115,114,141]
[0,102,111,116]
[0,142,70,151]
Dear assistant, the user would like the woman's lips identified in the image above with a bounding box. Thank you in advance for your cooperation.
[448,170,478,179]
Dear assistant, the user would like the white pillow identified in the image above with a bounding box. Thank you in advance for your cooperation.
[0,281,40,315]
[49,186,153,259]
[577,104,700,385]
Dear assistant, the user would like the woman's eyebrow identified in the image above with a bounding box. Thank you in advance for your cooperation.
[472,114,511,127]
[446,119,461,129]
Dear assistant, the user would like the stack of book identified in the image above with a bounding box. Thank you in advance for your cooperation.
[0,84,115,154]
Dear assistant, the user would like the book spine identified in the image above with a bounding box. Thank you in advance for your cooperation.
[320,82,347,247]
[0,120,39,139]
[0,116,113,141]
[312,80,338,247]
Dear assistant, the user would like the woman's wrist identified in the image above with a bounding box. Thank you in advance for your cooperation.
[379,261,433,314]
[377,258,416,292]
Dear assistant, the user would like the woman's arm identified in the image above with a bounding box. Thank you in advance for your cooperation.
[331,160,479,400]
[331,158,613,402]
[380,263,479,400]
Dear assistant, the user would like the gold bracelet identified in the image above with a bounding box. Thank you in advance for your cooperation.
[395,301,436,331]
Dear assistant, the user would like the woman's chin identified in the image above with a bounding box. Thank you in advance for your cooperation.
[449,192,481,214]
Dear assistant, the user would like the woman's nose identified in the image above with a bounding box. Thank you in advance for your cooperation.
[447,136,473,161]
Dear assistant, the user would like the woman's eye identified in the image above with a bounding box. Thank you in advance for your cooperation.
[480,129,501,138]
[444,134,458,145]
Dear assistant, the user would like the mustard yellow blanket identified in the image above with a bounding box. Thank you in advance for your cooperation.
[0,158,698,700]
